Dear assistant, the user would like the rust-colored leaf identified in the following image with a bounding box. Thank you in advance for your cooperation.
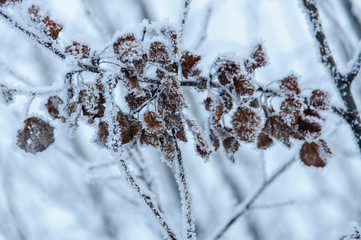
[257,132,273,150]
[280,98,303,127]
[297,116,322,139]
[163,112,187,142]
[209,128,220,151]
[181,51,201,79]
[244,43,268,73]
[148,41,170,65]
[79,83,105,124]
[300,139,331,167]
[45,95,64,121]
[140,130,159,147]
[262,116,291,148]
[143,111,165,135]
[222,136,240,161]
[159,132,176,165]
[280,75,301,96]
[233,74,255,96]
[216,57,240,86]
[94,121,109,148]
[125,88,154,112]
[158,75,186,112]
[310,90,330,110]
[116,111,142,145]
[65,41,90,59]
[232,106,261,143]
[186,119,212,159]
[17,117,54,154]
[42,16,63,40]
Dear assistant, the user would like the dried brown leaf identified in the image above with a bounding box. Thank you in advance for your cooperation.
[116,112,142,145]
[300,139,331,167]
[280,98,303,127]
[17,117,54,154]
[143,111,165,135]
[65,41,90,59]
[232,106,261,143]
[263,116,291,148]
[280,75,301,97]
[181,51,201,79]
[244,43,268,73]
[233,74,255,96]
[94,121,109,148]
[257,132,273,150]
[45,95,64,121]
[310,90,330,110]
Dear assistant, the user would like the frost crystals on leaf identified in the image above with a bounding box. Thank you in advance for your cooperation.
[17,117,55,154]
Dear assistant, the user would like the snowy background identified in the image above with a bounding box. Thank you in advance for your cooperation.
[1,0,361,239]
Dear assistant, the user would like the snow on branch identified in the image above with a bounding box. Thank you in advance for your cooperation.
[0,9,65,59]
[174,135,196,240]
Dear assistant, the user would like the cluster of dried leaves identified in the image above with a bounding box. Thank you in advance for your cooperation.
[0,3,332,167]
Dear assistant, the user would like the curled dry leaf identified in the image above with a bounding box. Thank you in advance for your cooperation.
[209,128,220,151]
[216,57,240,86]
[94,121,109,148]
[143,111,165,135]
[45,95,64,121]
[0,0,21,6]
[0,88,15,104]
[222,136,240,162]
[257,132,273,150]
[232,106,261,143]
[163,112,187,142]
[17,117,55,154]
[65,41,90,59]
[300,139,331,167]
[140,130,159,147]
[244,43,268,73]
[262,116,291,148]
[296,116,322,140]
[158,75,186,112]
[159,132,176,165]
[233,74,255,96]
[117,111,142,145]
[186,119,212,159]
[181,51,201,79]
[280,98,303,127]
[79,83,106,124]
[149,41,170,65]
[310,89,330,110]
[125,88,154,112]
[280,75,301,97]
[28,5,63,40]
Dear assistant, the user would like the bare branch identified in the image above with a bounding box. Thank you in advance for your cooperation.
[194,1,214,50]
[301,0,340,82]
[179,0,192,39]
[116,152,178,240]
[0,9,65,59]
[301,0,361,152]
[211,157,296,240]
[174,134,196,240]
[347,50,361,83]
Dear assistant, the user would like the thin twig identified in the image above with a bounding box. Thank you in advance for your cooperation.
[211,157,296,240]
[0,10,65,59]
[174,135,196,240]
[194,1,214,50]
[301,0,361,151]
[180,0,192,40]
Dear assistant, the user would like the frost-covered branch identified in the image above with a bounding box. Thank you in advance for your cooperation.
[301,0,361,151]
[211,157,296,240]
[174,134,196,240]
[179,0,192,39]
[116,153,178,240]
[0,9,65,59]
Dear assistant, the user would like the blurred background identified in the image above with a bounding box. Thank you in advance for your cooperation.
[1,0,361,239]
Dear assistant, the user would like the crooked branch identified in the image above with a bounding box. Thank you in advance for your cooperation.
[302,0,361,151]
[211,157,296,240]
[0,10,65,59]
[174,135,196,240]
